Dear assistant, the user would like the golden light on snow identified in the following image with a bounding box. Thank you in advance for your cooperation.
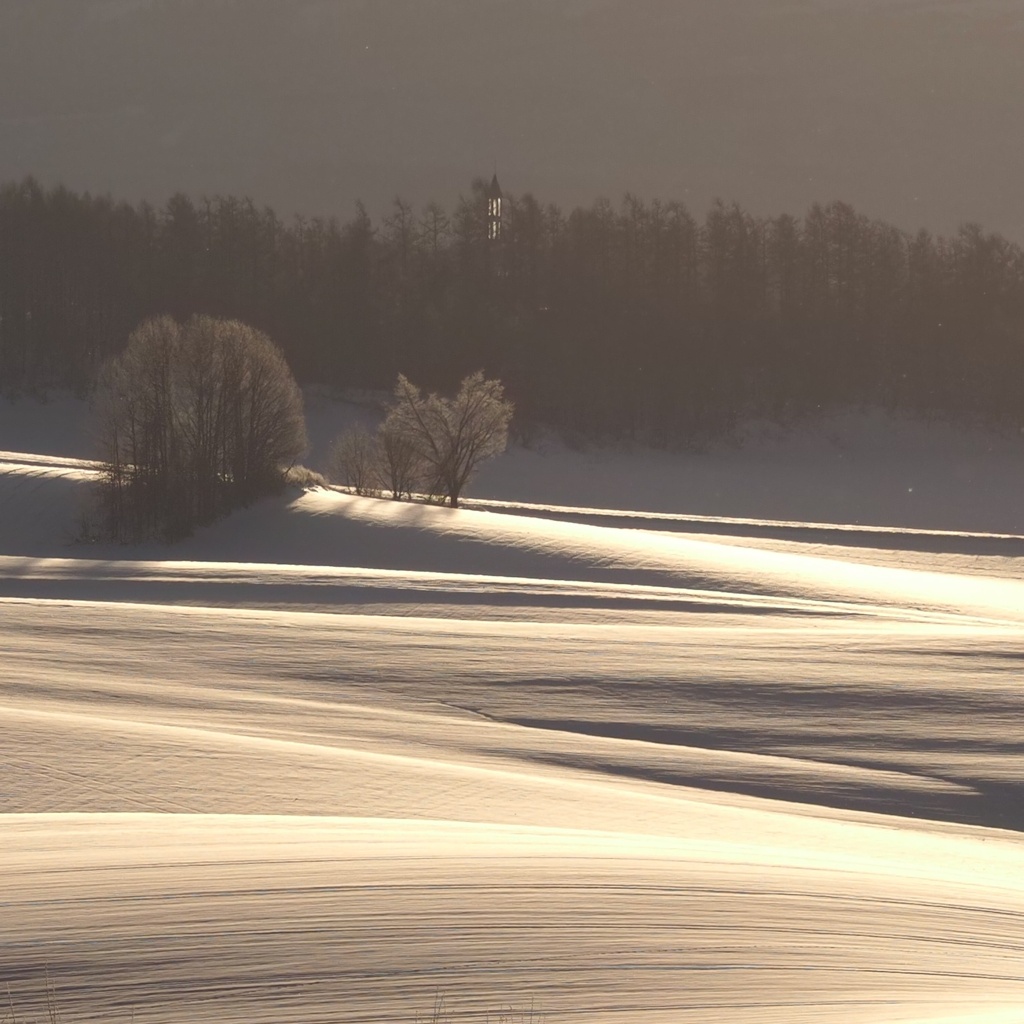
[2,408,1024,1024]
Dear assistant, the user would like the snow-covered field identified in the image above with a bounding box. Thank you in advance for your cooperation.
[2,399,1024,1023]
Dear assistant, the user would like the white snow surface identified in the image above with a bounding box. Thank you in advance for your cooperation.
[2,397,1024,1023]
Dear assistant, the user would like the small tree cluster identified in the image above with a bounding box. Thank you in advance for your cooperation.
[96,315,308,540]
[328,372,513,507]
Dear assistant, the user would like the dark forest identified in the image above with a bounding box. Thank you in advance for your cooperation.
[3,176,1023,443]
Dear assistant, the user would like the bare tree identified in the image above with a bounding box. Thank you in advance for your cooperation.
[327,425,380,496]
[95,315,307,540]
[327,414,426,500]
[376,417,424,499]
[384,371,513,507]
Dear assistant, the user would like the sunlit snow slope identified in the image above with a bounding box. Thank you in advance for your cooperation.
[2,423,1024,1024]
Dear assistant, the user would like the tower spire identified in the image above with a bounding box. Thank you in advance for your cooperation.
[486,172,503,241]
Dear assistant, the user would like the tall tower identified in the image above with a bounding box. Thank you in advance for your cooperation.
[486,173,503,241]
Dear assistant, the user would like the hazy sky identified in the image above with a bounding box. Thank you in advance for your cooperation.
[3,0,1024,237]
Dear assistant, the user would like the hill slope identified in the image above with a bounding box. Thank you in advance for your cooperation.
[3,399,1024,1023]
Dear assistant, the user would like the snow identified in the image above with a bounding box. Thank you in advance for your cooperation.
[2,397,1024,1023]
[470,410,1024,536]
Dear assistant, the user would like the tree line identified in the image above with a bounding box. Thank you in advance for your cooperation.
[3,175,1024,440]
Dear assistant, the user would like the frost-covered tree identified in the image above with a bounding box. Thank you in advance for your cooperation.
[95,315,307,540]
[384,372,513,507]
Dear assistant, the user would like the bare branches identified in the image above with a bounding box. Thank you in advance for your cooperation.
[95,315,308,540]
[327,426,380,497]
[383,371,513,507]
[327,373,513,507]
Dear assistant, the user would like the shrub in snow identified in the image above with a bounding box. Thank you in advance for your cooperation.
[283,464,327,489]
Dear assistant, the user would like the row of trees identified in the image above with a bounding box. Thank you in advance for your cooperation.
[4,176,1024,439]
